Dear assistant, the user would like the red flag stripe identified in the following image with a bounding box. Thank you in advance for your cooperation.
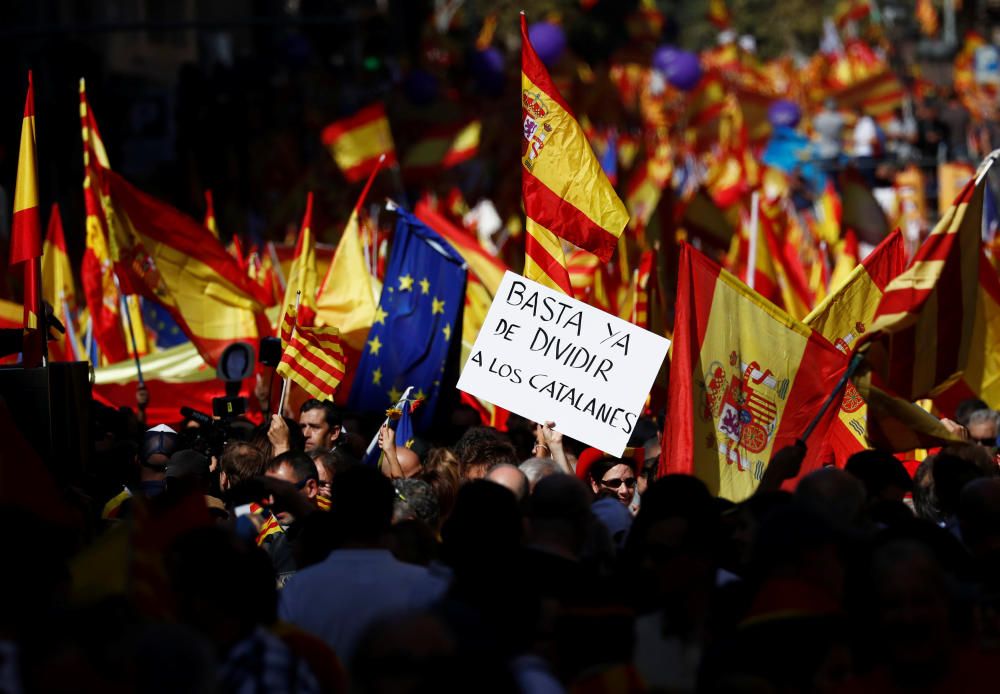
[524,170,620,263]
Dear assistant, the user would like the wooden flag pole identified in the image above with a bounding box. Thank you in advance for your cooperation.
[113,274,144,387]
[276,290,301,417]
[799,352,865,444]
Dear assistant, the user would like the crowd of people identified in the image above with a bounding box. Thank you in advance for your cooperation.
[5,387,1000,693]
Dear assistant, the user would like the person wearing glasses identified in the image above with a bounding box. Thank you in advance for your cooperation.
[587,455,638,508]
[966,409,1000,451]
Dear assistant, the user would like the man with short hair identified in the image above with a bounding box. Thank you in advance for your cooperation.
[299,399,342,452]
[967,409,1000,449]
[486,463,529,501]
[220,441,267,492]
[266,451,320,523]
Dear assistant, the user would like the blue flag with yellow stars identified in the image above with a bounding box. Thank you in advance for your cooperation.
[348,207,466,429]
[142,299,188,349]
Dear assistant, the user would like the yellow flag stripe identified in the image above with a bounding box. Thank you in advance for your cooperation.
[330,119,394,171]
[13,115,37,214]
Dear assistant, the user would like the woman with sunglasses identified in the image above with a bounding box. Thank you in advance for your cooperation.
[587,455,638,508]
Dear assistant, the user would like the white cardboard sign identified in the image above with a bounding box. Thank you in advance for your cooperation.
[457,271,670,456]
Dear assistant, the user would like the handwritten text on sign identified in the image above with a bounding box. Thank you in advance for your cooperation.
[457,271,671,456]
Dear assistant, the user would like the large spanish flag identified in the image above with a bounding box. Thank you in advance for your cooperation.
[321,103,397,183]
[866,177,984,401]
[79,79,129,364]
[102,169,272,367]
[663,244,849,501]
[520,13,628,293]
[10,71,44,367]
[279,192,318,329]
[805,230,906,463]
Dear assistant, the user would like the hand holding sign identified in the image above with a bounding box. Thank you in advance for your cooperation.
[458,272,670,456]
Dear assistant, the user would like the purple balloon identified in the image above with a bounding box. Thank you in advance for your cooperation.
[652,45,681,74]
[768,99,802,128]
[528,22,566,67]
[472,47,505,94]
[654,48,701,92]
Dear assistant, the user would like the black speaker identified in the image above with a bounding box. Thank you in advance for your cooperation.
[0,362,92,481]
[259,336,282,367]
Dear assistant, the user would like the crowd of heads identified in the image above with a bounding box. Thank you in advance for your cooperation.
[4,393,1000,692]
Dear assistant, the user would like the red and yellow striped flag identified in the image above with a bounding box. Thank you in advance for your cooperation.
[321,104,397,183]
[277,303,346,401]
[520,13,628,294]
[663,244,849,501]
[41,204,82,361]
[866,178,984,401]
[805,230,906,464]
[80,79,129,364]
[10,71,44,366]
[203,189,220,239]
[401,120,481,178]
[280,192,318,329]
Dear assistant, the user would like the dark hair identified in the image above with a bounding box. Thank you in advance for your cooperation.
[845,450,913,498]
[332,466,396,542]
[955,398,989,427]
[932,453,983,516]
[587,456,635,486]
[393,478,441,530]
[309,447,359,480]
[221,441,266,487]
[453,426,509,465]
[300,399,342,428]
[267,451,318,483]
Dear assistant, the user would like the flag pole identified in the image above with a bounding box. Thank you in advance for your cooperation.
[630,269,639,324]
[276,290,301,417]
[113,275,144,387]
[746,191,760,290]
[799,352,865,444]
[365,385,414,459]
[62,298,81,361]
[267,242,288,293]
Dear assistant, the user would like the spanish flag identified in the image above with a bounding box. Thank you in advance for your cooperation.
[9,72,44,367]
[402,120,481,179]
[79,79,129,364]
[277,302,346,401]
[41,204,82,361]
[280,192,318,329]
[321,103,397,183]
[662,244,849,501]
[805,230,906,463]
[520,13,628,294]
[866,178,984,401]
[102,169,272,367]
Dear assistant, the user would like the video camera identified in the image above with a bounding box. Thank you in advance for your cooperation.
[177,342,256,458]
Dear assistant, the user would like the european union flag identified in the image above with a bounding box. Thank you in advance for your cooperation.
[141,299,189,349]
[348,207,466,429]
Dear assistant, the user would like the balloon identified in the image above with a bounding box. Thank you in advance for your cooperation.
[403,69,439,106]
[768,99,802,128]
[528,22,566,67]
[652,46,701,91]
[652,45,681,74]
[472,47,504,94]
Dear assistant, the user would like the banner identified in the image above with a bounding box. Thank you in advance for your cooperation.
[458,271,670,455]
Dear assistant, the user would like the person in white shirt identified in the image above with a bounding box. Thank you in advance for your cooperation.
[278,466,449,662]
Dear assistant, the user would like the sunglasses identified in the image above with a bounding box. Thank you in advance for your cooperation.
[601,477,637,490]
[972,437,999,447]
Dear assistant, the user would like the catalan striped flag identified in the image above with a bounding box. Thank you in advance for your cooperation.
[866,178,984,402]
[277,302,346,401]
[401,120,481,179]
[520,13,628,295]
[9,71,44,367]
[321,103,397,183]
[41,204,82,361]
[280,193,318,329]
[79,79,129,364]
[805,230,906,463]
[662,244,849,501]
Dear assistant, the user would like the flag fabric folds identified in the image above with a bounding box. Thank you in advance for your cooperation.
[41,204,81,360]
[348,207,466,430]
[866,178,984,401]
[321,104,397,183]
[277,303,346,401]
[102,169,272,367]
[520,12,628,295]
[662,244,849,502]
[79,79,129,364]
[10,71,44,367]
[280,192,318,329]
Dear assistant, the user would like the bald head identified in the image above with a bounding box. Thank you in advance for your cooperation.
[396,447,422,478]
[485,463,529,500]
[795,467,865,528]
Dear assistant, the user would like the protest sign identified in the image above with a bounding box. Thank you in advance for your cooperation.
[457,271,670,456]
